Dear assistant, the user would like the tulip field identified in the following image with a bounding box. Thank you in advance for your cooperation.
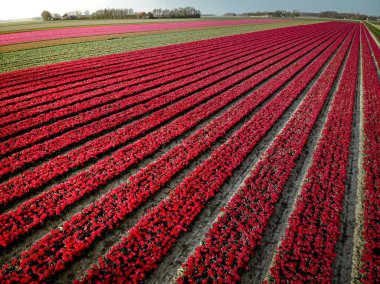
[0,20,379,283]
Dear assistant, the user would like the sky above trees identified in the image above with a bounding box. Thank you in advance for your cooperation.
[1,0,379,20]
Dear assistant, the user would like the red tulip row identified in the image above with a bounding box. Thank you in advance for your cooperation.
[0,27,322,155]
[0,23,317,97]
[0,29,251,95]
[75,25,354,284]
[0,27,339,209]
[0,39,252,114]
[1,27,318,136]
[3,23,318,103]
[0,27,336,181]
[363,25,380,66]
[0,23,345,282]
[0,24,341,248]
[0,22,331,91]
[178,25,355,283]
[268,29,359,283]
[0,37,266,127]
[359,24,380,284]
[1,30,276,111]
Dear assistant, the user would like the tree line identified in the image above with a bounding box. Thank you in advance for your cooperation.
[319,11,375,20]
[227,10,378,21]
[239,10,300,17]
[41,7,201,21]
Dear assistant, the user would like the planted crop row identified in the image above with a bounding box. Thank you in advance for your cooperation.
[0,22,318,90]
[0,23,347,282]
[0,39,269,126]
[0,22,330,74]
[0,25,339,178]
[178,25,355,283]
[268,29,359,282]
[0,24,343,246]
[0,25,320,133]
[363,24,380,67]
[0,27,259,91]
[0,36,260,111]
[76,24,354,283]
[1,27,281,102]
[358,24,380,284]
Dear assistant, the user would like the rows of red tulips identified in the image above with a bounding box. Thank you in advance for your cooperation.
[359,24,380,283]
[75,26,353,283]
[1,32,273,114]
[178,26,355,283]
[0,29,254,93]
[0,26,337,210]
[363,25,380,66]
[0,22,334,91]
[1,30,317,139]
[268,29,359,282]
[1,38,264,128]
[0,47,214,107]
[0,19,284,45]
[0,24,343,282]
[0,26,319,155]
[0,24,340,248]
[0,21,318,96]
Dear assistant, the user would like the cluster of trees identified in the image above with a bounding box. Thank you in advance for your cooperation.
[248,10,300,17]
[224,10,378,21]
[41,7,200,21]
[151,7,201,18]
[319,11,375,20]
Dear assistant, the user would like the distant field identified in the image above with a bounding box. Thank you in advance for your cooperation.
[370,21,380,27]
[0,17,291,34]
[0,21,379,284]
[365,21,380,43]
[0,18,214,34]
[0,19,287,45]
[0,19,323,73]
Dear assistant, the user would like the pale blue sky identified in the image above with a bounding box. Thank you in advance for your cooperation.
[1,0,379,20]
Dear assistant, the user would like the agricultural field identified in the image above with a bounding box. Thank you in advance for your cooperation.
[0,19,379,283]
[0,18,321,72]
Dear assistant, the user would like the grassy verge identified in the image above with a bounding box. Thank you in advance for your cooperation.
[0,20,321,73]
[364,21,380,43]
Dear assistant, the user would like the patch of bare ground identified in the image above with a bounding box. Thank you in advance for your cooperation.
[239,30,353,283]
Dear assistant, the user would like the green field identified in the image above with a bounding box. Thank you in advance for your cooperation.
[364,21,380,43]
[0,20,322,73]
[0,17,280,34]
[0,18,218,34]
